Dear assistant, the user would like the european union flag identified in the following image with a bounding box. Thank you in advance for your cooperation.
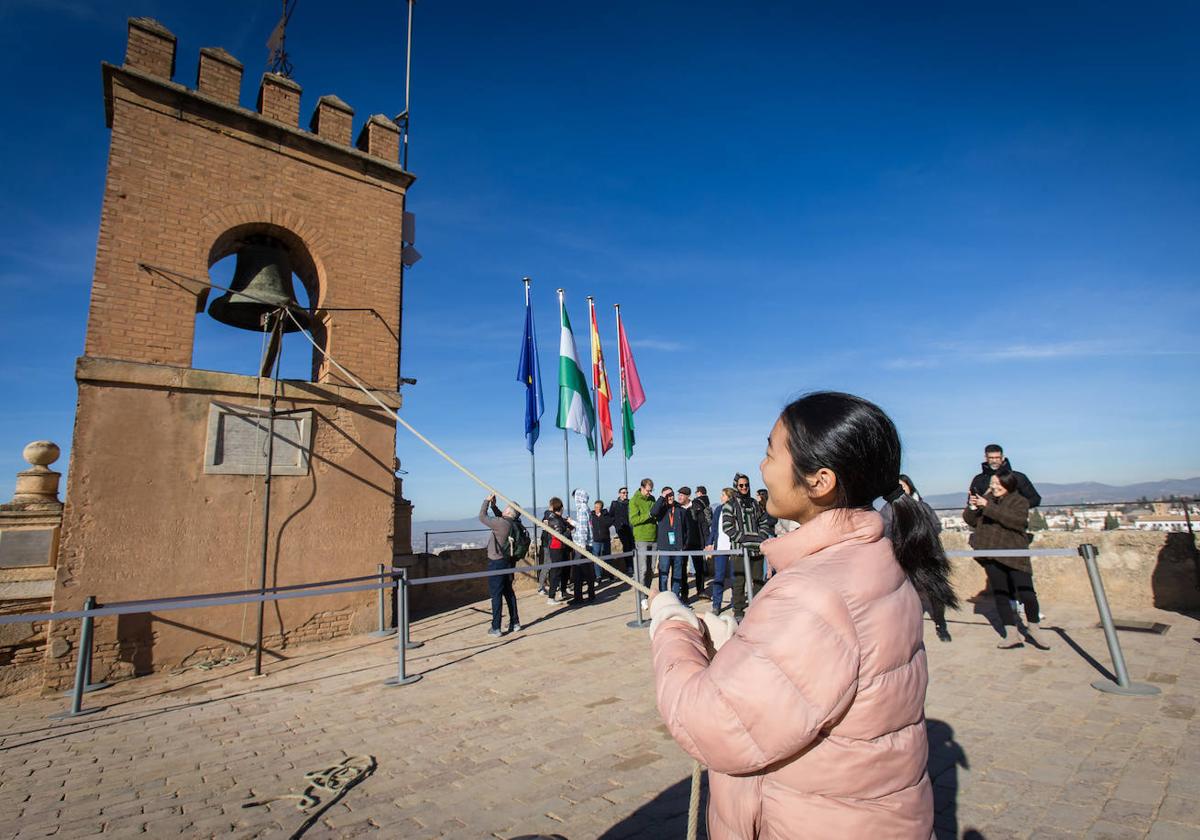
[516,298,545,451]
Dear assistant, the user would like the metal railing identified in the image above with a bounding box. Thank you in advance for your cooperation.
[0,542,1159,719]
[929,498,1197,512]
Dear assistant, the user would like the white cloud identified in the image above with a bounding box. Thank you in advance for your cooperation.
[630,338,688,353]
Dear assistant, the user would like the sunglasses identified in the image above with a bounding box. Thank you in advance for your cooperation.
[736,483,749,488]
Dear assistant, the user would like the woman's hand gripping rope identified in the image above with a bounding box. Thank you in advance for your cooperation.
[647,586,739,657]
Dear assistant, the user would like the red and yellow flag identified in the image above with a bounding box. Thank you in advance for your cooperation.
[589,299,614,455]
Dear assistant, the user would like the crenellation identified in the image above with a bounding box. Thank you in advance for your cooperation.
[124,17,176,80]
[196,47,242,106]
[310,94,354,145]
[257,72,302,127]
[356,114,401,162]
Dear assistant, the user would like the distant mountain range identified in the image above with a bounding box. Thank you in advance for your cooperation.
[921,477,1200,510]
[412,478,1200,539]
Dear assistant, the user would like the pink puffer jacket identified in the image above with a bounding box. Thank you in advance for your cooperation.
[651,509,933,839]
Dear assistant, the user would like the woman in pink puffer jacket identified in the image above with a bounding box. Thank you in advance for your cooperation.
[650,392,957,839]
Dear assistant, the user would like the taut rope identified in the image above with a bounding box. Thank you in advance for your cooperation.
[285,310,704,839]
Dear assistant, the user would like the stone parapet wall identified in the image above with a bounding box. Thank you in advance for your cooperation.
[0,604,50,697]
[941,529,1199,614]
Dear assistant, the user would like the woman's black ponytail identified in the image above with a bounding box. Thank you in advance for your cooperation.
[779,392,957,607]
[889,491,958,608]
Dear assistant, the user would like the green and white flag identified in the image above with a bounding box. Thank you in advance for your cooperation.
[556,292,595,452]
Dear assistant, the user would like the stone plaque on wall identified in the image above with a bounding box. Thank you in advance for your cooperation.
[0,528,56,568]
[203,402,313,476]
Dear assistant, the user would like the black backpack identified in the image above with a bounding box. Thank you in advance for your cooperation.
[499,519,532,561]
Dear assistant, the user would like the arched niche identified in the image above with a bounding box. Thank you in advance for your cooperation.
[193,223,331,382]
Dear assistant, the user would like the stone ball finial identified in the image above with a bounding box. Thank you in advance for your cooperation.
[23,441,60,470]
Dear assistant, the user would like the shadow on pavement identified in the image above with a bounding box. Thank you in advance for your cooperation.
[1050,627,1118,683]
[928,718,974,840]
[597,775,708,840]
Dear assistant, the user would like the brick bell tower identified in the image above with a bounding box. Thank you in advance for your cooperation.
[46,18,414,688]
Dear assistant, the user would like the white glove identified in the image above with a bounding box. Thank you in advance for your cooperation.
[700,611,739,653]
[648,591,699,640]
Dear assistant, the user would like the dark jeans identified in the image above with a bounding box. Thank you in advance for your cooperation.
[547,547,571,599]
[711,553,734,613]
[487,558,519,630]
[983,560,1040,627]
[658,553,687,599]
[590,540,610,580]
[731,550,765,617]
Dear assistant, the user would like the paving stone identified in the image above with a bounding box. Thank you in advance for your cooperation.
[1085,821,1145,840]
[1146,820,1200,840]
[1100,798,1156,829]
[1111,776,1167,806]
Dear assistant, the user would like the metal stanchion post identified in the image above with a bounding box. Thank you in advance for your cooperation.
[385,571,422,687]
[401,568,423,650]
[81,622,110,694]
[1079,544,1159,696]
[370,563,396,637]
[62,594,110,696]
[627,547,649,628]
[742,548,756,603]
[50,596,105,719]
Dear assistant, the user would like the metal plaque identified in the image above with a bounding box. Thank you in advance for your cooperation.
[203,402,313,476]
[0,528,56,568]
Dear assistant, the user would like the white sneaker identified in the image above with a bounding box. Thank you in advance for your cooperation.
[546,597,558,606]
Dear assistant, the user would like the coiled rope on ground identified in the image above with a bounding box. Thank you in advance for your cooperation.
[243,754,377,839]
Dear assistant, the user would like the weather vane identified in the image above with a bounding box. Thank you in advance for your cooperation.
[266,0,298,78]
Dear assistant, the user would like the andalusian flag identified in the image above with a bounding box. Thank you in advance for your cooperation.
[617,310,646,459]
[588,299,614,455]
[556,291,595,451]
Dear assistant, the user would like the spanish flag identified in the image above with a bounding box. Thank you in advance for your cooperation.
[588,299,614,455]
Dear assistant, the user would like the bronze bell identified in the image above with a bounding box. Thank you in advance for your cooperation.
[207,235,310,333]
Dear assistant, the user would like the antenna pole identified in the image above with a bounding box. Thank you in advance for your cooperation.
[400,0,414,172]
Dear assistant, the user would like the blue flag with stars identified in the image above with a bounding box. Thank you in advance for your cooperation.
[517,297,545,451]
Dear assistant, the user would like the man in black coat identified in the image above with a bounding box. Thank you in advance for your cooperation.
[970,444,1041,507]
[651,487,698,600]
[609,486,634,574]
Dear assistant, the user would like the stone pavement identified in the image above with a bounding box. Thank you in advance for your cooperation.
[0,581,1197,839]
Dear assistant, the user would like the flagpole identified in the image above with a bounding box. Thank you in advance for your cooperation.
[558,288,570,505]
[587,296,602,506]
[524,277,537,519]
[615,303,629,493]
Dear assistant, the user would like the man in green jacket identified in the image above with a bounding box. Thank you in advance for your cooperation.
[628,478,658,589]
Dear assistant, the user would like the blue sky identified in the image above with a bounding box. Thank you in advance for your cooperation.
[1,1,1197,519]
